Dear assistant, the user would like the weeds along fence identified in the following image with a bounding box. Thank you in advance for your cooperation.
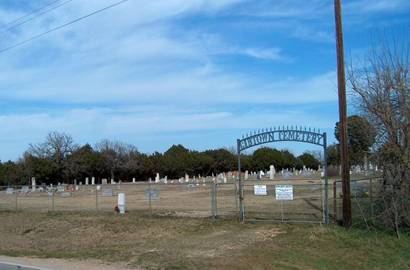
[0,182,238,218]
[332,176,383,226]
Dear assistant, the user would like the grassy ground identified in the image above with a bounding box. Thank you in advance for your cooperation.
[0,211,408,270]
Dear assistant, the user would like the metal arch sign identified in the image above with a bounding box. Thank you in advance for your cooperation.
[238,127,325,152]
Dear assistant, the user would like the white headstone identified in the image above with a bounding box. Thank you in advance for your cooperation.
[118,193,126,214]
[155,173,160,183]
[269,165,275,180]
[85,177,89,185]
[185,174,189,182]
[91,177,95,185]
[132,178,136,183]
[31,177,36,191]
[102,178,107,185]
[244,170,249,180]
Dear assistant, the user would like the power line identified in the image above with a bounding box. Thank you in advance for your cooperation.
[1,0,63,28]
[0,0,130,54]
[1,0,76,33]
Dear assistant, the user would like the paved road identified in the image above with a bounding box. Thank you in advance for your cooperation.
[0,262,53,270]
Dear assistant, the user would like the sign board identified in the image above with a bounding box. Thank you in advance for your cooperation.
[145,188,160,201]
[275,185,293,200]
[254,185,267,196]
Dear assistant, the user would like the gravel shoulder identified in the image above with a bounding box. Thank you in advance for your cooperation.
[0,256,137,270]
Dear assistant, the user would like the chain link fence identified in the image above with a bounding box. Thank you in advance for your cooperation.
[333,177,383,226]
[0,176,382,224]
[0,181,238,218]
[242,179,326,223]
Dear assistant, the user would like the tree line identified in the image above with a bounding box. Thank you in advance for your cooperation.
[0,132,322,186]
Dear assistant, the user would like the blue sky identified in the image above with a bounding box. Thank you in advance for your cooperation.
[0,0,409,161]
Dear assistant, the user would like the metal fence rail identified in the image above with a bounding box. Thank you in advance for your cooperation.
[0,182,238,218]
[0,176,382,225]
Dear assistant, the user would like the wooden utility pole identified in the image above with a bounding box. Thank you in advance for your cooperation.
[334,0,352,228]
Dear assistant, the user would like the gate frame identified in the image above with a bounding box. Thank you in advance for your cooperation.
[236,126,328,224]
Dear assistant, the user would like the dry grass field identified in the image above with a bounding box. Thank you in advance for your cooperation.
[0,211,409,270]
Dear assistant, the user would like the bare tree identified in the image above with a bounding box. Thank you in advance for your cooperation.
[95,140,138,180]
[28,131,77,163]
[348,36,410,237]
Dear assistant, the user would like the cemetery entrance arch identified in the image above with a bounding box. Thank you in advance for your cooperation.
[236,126,329,224]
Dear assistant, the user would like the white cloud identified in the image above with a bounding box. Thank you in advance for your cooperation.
[0,104,336,160]
[345,0,410,13]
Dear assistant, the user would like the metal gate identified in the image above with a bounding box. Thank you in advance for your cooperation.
[236,126,329,224]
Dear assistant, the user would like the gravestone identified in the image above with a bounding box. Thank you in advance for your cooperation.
[102,179,107,185]
[102,189,113,197]
[61,192,71,198]
[155,173,160,183]
[91,177,95,185]
[186,183,196,191]
[31,177,36,191]
[244,170,249,180]
[185,174,189,183]
[21,186,30,194]
[132,178,136,183]
[85,177,89,185]
[269,165,275,180]
[145,188,160,201]
[57,185,65,192]
[6,187,14,194]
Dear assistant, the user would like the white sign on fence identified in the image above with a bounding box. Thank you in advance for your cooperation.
[254,185,267,196]
[275,185,293,200]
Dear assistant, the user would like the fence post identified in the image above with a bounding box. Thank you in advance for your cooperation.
[211,181,215,219]
[369,177,373,219]
[52,189,55,211]
[95,186,99,211]
[215,182,218,218]
[149,181,152,217]
[15,186,18,211]
[323,132,329,224]
[211,181,218,219]
[333,181,337,224]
